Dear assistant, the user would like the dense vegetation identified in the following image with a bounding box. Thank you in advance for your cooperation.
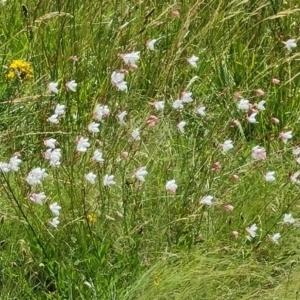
[1,0,300,299]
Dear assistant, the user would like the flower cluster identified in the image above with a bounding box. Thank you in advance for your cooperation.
[6,60,33,81]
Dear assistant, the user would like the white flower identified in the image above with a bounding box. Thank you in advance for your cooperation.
[196,106,206,116]
[222,140,234,152]
[44,148,61,167]
[283,213,295,224]
[181,92,193,103]
[49,217,60,228]
[49,202,61,216]
[94,105,110,121]
[115,81,127,91]
[146,39,157,50]
[9,155,21,171]
[26,167,48,185]
[187,55,199,67]
[283,39,297,50]
[200,195,214,206]
[111,71,127,91]
[66,80,77,92]
[293,147,300,156]
[265,171,275,182]
[88,122,100,133]
[177,121,186,133]
[48,82,58,94]
[44,138,57,149]
[30,192,46,205]
[0,162,10,172]
[247,113,258,123]
[257,100,266,111]
[55,104,66,115]
[85,172,97,184]
[270,233,281,244]
[77,137,90,152]
[166,179,178,193]
[172,99,184,109]
[153,101,164,111]
[280,131,292,144]
[246,223,258,240]
[117,111,127,124]
[120,51,140,66]
[134,166,148,182]
[291,171,300,184]
[103,174,116,186]
[111,71,125,84]
[47,114,59,124]
[237,99,250,110]
[92,150,104,163]
[131,128,140,141]
[251,146,266,160]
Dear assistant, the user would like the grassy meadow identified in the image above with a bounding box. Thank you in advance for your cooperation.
[1,0,300,299]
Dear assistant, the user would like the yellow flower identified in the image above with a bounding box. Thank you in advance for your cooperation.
[6,59,33,80]
[87,214,96,223]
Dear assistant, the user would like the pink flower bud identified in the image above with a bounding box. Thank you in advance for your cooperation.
[146,115,159,127]
[212,162,221,172]
[232,231,239,238]
[232,174,239,181]
[121,151,129,159]
[233,91,242,99]
[115,211,123,218]
[256,89,264,97]
[224,204,234,212]
[271,117,280,124]
[272,78,280,84]
[171,10,180,17]
[231,119,240,127]
[249,108,258,114]
[70,55,78,62]
[120,68,129,74]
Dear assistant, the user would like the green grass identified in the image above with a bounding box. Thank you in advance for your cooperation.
[1,0,300,299]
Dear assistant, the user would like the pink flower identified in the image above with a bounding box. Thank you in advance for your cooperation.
[272,78,280,84]
[146,115,158,127]
[280,131,292,144]
[251,146,266,160]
